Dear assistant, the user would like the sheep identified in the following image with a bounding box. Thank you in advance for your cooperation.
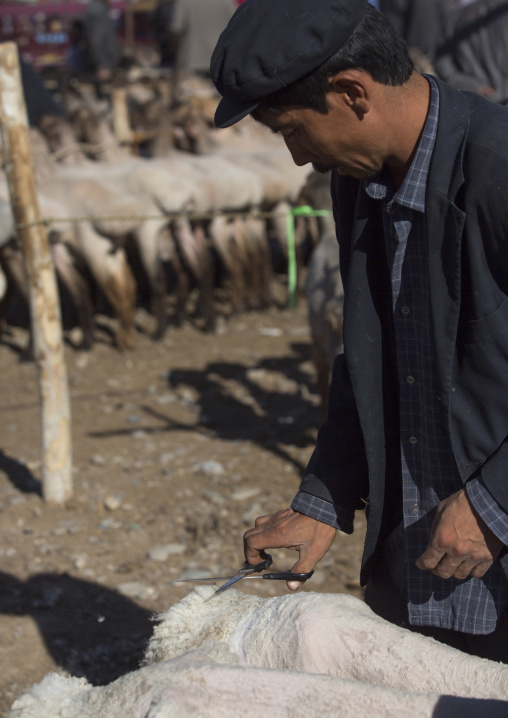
[145,586,508,701]
[301,171,344,418]
[56,92,305,313]
[11,654,508,718]
[8,587,508,718]
[0,188,97,353]
[0,172,98,352]
[35,129,241,337]
[31,131,205,343]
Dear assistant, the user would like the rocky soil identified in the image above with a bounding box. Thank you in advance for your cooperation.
[0,299,366,716]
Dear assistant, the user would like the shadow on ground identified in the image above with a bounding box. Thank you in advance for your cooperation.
[89,342,320,474]
[0,571,153,684]
[0,450,41,496]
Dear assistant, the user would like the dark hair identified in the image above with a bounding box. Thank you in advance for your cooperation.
[252,4,413,118]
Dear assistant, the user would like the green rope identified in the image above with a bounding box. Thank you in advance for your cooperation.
[286,205,333,309]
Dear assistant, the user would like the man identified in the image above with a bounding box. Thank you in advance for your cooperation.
[379,0,445,60]
[210,0,508,661]
[83,0,118,82]
[170,0,235,76]
[434,0,508,103]
[153,0,176,69]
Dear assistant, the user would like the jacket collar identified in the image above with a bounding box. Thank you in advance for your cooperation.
[427,77,469,202]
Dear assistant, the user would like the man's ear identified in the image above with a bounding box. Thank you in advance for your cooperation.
[327,71,370,117]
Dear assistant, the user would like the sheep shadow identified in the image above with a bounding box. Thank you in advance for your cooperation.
[167,341,320,451]
[88,341,321,473]
[0,571,153,685]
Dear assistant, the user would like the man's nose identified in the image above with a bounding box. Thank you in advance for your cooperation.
[284,142,311,167]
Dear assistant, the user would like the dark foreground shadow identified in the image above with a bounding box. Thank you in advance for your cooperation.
[0,571,153,684]
[0,450,41,495]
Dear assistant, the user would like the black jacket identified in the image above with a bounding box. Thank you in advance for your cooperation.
[299,78,508,584]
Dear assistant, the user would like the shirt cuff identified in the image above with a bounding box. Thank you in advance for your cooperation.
[291,491,354,534]
[466,477,508,546]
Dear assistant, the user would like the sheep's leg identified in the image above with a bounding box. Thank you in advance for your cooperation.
[0,253,18,344]
[76,224,136,351]
[170,250,191,328]
[230,217,254,312]
[0,262,7,339]
[240,220,261,310]
[51,242,95,349]
[248,218,273,310]
[0,243,34,360]
[172,219,215,331]
[294,215,311,297]
[191,223,215,333]
[135,221,171,340]
[102,248,137,351]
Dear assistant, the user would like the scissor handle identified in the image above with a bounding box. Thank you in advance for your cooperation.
[240,553,273,574]
[262,570,314,581]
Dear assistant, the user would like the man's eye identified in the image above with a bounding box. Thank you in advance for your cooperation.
[283,128,299,140]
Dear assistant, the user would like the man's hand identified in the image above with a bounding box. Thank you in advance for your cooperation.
[243,509,336,590]
[416,489,504,580]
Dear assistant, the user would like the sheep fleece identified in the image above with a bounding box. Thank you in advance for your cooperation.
[8,588,508,718]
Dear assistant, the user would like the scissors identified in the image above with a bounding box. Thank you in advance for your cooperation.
[177,553,314,594]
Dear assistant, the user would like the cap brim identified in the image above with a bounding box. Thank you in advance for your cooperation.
[214,96,260,128]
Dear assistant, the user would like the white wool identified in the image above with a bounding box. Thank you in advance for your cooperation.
[9,651,508,718]
[143,584,262,664]
[145,587,508,702]
[8,674,91,718]
[9,588,508,718]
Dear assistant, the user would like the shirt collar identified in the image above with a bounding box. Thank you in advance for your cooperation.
[364,75,439,213]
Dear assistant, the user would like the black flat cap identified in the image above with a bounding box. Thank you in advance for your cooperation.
[211,0,369,128]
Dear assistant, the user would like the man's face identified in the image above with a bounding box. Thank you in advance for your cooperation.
[261,98,384,180]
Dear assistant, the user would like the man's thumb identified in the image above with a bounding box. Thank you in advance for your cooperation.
[287,557,315,592]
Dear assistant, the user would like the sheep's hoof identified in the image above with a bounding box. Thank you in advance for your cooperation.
[115,330,136,352]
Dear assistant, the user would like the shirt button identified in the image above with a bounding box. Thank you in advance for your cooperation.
[409,436,418,444]
[411,505,420,515]
[401,306,410,315]
[406,376,415,385]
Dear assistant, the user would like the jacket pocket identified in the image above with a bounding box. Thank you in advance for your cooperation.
[459,297,508,344]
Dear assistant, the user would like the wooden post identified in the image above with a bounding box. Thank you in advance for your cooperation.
[112,87,134,147]
[0,42,73,504]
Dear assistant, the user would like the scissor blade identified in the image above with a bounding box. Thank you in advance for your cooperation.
[214,574,245,594]
[176,577,228,583]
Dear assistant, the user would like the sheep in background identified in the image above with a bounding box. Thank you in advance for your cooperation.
[302,171,343,418]
[8,587,508,718]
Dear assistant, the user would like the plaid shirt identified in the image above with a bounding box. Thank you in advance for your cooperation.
[293,77,508,634]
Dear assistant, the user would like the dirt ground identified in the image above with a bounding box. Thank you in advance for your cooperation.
[0,298,366,716]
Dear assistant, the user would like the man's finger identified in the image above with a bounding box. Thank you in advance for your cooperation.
[415,545,446,571]
[429,556,463,579]
[243,511,290,564]
[451,558,481,581]
[254,513,278,528]
[469,559,493,579]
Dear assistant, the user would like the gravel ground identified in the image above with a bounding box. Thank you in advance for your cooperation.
[0,300,366,715]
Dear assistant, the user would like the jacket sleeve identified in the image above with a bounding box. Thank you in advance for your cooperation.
[298,352,369,512]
